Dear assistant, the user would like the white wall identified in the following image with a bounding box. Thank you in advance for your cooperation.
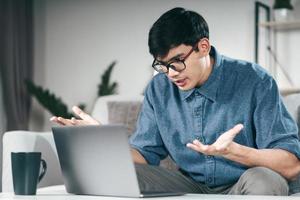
[30,0,300,131]
[275,0,300,88]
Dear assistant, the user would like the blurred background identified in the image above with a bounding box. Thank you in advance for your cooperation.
[0,0,300,191]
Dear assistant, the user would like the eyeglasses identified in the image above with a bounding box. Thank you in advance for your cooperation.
[152,45,196,74]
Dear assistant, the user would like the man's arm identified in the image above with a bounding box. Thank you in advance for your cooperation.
[187,124,300,180]
[50,106,100,126]
[131,148,147,164]
[225,142,300,180]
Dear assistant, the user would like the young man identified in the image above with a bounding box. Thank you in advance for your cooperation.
[51,7,300,195]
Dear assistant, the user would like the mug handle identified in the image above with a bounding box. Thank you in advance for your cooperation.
[38,159,47,183]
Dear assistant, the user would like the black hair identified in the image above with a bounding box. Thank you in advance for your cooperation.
[148,7,209,58]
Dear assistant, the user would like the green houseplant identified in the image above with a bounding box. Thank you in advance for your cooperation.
[25,80,79,118]
[26,61,118,118]
[97,61,118,96]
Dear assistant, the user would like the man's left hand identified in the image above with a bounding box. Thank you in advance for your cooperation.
[186,124,244,156]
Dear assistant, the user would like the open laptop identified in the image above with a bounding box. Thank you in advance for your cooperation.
[52,125,184,198]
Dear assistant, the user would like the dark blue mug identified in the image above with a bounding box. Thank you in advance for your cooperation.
[11,152,47,195]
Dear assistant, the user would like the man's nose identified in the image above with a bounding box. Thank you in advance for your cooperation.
[168,68,180,78]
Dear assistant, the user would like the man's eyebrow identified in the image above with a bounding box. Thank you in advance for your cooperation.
[156,53,184,65]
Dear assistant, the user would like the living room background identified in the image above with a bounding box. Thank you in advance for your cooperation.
[30,0,300,131]
[1,0,300,193]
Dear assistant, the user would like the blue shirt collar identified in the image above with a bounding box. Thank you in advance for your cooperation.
[180,46,222,102]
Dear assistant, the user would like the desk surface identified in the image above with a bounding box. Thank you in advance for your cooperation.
[0,185,297,200]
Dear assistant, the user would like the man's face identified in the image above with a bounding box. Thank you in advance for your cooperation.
[157,42,211,90]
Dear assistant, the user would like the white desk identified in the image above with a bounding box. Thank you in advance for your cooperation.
[0,185,297,200]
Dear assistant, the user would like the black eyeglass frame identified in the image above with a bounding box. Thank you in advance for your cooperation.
[151,44,197,74]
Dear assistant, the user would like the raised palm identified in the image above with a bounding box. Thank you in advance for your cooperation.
[50,106,100,126]
[186,124,244,156]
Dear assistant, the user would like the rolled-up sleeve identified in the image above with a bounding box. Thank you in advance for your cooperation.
[254,76,300,159]
[129,84,168,165]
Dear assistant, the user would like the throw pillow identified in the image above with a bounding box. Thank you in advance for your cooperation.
[107,101,142,136]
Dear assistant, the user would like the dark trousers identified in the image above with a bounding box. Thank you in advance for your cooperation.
[135,164,289,195]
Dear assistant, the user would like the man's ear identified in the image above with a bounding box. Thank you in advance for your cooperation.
[196,38,211,56]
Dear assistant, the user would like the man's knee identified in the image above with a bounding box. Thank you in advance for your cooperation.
[232,167,289,195]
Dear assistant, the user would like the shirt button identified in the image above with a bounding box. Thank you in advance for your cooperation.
[207,155,212,159]
[207,178,212,183]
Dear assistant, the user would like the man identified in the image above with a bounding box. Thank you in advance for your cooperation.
[51,7,300,195]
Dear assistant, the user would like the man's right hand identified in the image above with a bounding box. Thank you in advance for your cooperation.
[51,106,148,164]
[50,106,101,126]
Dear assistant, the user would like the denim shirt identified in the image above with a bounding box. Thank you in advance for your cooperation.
[129,47,300,187]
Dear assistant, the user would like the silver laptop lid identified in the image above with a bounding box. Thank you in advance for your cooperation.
[52,125,141,197]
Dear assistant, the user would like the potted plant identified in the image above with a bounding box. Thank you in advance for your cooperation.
[25,61,118,118]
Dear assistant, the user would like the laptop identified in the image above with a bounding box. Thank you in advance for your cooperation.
[52,125,184,198]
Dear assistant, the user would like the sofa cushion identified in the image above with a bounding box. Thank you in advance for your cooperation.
[107,100,178,171]
[107,101,142,135]
[283,93,300,137]
[91,95,144,124]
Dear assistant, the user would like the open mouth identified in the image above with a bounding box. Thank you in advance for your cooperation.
[175,78,187,87]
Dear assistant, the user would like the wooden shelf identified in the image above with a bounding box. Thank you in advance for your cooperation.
[259,20,300,30]
[280,87,300,96]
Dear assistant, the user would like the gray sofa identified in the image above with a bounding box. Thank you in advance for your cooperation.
[282,93,300,195]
